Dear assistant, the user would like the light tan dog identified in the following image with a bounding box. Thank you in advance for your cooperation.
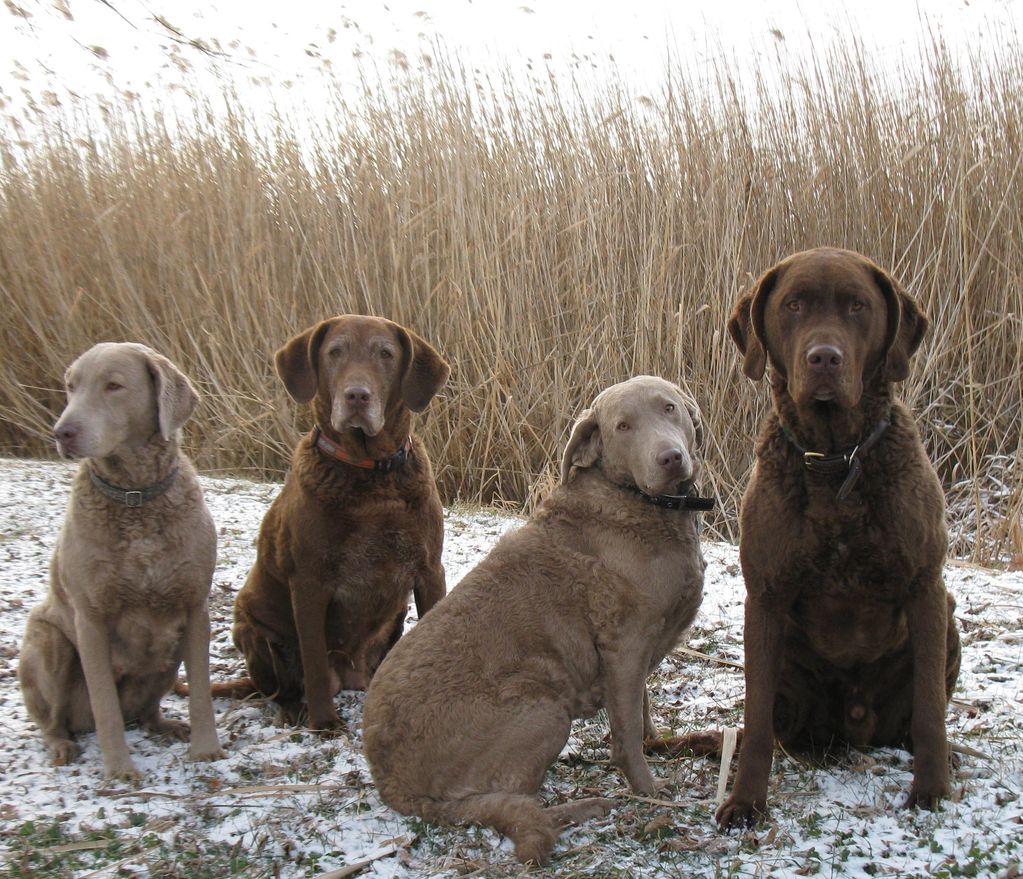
[18,342,223,780]
[363,375,712,865]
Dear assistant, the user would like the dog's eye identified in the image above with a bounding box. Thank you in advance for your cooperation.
[786,299,801,313]
[664,403,675,413]
[850,300,865,313]
[379,348,394,360]
[326,346,342,359]
[616,421,630,431]
[105,382,123,392]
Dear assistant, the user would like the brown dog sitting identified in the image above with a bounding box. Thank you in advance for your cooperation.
[230,315,449,730]
[716,247,961,830]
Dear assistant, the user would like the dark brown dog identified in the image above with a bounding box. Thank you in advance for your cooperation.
[231,315,449,730]
[716,247,961,829]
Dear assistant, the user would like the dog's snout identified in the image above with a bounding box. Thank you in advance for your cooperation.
[806,344,844,372]
[657,448,685,470]
[343,385,373,406]
[54,422,78,443]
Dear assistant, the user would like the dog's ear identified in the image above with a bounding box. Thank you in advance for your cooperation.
[871,266,929,382]
[275,320,334,403]
[728,265,779,381]
[144,350,198,441]
[679,390,705,449]
[395,325,450,412]
[560,408,602,484]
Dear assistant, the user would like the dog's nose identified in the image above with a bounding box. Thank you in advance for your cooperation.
[806,344,844,372]
[343,386,373,407]
[54,423,78,443]
[657,448,684,470]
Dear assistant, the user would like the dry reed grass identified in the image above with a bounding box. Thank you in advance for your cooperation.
[0,36,1020,562]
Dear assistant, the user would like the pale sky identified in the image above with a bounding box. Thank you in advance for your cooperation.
[4,0,1020,128]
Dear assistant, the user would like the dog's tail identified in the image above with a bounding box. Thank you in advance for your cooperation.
[386,791,611,865]
[174,677,261,699]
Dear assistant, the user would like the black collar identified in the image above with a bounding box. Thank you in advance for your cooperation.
[311,426,412,474]
[88,465,179,507]
[632,487,716,512]
[781,415,891,501]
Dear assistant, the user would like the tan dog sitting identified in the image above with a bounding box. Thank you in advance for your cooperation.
[229,315,449,730]
[363,375,714,864]
[18,342,223,780]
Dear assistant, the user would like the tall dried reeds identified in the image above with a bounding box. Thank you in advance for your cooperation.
[1,37,1020,562]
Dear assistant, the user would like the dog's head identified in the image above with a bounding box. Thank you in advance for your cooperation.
[53,342,198,459]
[728,247,927,409]
[275,315,449,437]
[561,375,704,496]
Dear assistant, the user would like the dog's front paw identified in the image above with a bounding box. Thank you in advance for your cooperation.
[623,764,658,797]
[308,711,345,734]
[189,745,226,762]
[188,726,224,760]
[103,759,142,784]
[903,782,948,811]
[49,738,82,766]
[715,795,766,832]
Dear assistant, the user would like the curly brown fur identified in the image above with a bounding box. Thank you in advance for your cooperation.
[230,315,449,730]
[716,248,961,830]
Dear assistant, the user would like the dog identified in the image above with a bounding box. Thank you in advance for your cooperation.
[716,247,961,830]
[18,342,223,780]
[362,375,714,864]
[229,315,449,730]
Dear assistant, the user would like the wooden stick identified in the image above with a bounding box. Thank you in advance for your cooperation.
[715,727,739,805]
[312,837,412,879]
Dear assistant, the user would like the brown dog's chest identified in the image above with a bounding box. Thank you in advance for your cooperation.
[760,495,922,666]
[323,523,427,602]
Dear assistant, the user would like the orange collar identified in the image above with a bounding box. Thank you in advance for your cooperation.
[310,426,413,473]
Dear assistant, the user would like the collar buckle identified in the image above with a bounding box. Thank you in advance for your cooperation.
[786,415,891,500]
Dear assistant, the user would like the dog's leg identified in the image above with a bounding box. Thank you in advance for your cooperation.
[903,578,952,809]
[642,688,658,740]
[290,580,343,731]
[413,561,446,619]
[18,610,85,765]
[180,599,224,760]
[716,593,785,829]
[73,610,139,780]
[603,645,658,795]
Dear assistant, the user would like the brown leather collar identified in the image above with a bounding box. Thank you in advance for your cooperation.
[311,426,412,473]
[781,415,891,501]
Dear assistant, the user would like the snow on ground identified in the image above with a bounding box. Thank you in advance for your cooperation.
[0,458,1020,878]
